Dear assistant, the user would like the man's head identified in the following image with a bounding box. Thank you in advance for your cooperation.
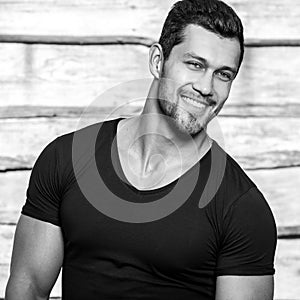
[148,0,243,136]
[159,0,244,69]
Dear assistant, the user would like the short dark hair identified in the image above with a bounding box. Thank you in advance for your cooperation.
[158,0,244,68]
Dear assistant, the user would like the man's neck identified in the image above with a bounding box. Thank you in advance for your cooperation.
[116,82,212,190]
[136,79,212,163]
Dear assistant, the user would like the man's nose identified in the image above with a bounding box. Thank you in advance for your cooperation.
[192,72,213,97]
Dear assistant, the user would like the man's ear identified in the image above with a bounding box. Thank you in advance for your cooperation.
[149,43,164,79]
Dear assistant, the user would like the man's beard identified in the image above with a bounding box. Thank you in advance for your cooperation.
[158,98,204,137]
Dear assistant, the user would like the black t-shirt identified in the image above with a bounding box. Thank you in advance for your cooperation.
[22,117,277,300]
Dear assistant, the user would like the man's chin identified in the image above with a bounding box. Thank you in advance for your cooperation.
[172,116,204,137]
[158,99,205,136]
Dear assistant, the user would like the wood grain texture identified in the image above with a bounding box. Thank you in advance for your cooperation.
[0,43,300,106]
[0,172,29,224]
[0,0,299,298]
[0,43,150,106]
[247,167,300,228]
[1,165,300,228]
[0,116,299,171]
[274,239,300,299]
[0,224,299,299]
[217,117,300,170]
[0,0,300,40]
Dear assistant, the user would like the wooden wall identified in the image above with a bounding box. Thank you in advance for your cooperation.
[0,0,299,299]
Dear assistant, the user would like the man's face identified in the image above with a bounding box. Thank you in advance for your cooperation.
[158,24,241,136]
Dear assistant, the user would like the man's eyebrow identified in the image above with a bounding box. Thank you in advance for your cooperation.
[183,52,238,74]
[183,53,208,64]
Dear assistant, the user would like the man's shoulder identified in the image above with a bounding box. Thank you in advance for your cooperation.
[213,143,258,206]
[55,118,119,150]
[37,118,119,184]
[210,141,255,188]
[206,145,272,226]
[225,152,254,185]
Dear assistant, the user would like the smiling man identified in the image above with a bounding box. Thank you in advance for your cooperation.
[156,24,239,136]
[6,0,276,299]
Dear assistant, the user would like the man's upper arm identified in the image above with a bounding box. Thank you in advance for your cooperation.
[5,215,64,299]
[215,187,277,299]
[215,275,274,300]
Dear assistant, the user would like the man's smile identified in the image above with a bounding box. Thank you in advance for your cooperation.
[180,94,212,110]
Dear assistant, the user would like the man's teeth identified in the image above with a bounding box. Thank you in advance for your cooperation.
[182,96,207,108]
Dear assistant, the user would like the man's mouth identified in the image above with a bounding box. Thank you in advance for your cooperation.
[181,95,210,109]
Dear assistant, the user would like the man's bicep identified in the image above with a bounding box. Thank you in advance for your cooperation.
[215,275,274,300]
[215,188,276,299]
[216,188,277,276]
[6,215,64,298]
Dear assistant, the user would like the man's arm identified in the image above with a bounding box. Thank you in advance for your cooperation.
[215,187,276,300]
[5,215,64,300]
[215,275,274,300]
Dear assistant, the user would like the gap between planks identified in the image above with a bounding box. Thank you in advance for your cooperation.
[1,34,300,47]
[1,105,300,119]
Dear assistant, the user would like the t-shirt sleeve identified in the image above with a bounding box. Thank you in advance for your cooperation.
[21,138,62,226]
[216,187,277,276]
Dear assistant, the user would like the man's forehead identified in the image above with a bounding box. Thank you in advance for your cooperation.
[173,24,240,67]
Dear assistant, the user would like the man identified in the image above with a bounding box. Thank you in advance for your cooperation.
[5,0,277,299]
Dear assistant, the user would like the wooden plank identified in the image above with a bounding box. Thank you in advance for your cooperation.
[0,43,299,107]
[0,106,142,119]
[0,116,299,171]
[0,0,299,40]
[233,46,300,106]
[247,167,300,229]
[274,239,300,299]
[1,166,300,228]
[217,117,300,170]
[0,118,82,172]
[0,171,29,224]
[0,224,299,299]
[0,43,150,107]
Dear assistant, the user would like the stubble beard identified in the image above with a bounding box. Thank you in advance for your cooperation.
[158,98,204,137]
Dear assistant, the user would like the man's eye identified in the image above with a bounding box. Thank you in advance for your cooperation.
[217,71,232,81]
[186,61,204,69]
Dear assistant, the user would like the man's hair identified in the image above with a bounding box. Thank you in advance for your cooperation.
[158,0,244,68]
